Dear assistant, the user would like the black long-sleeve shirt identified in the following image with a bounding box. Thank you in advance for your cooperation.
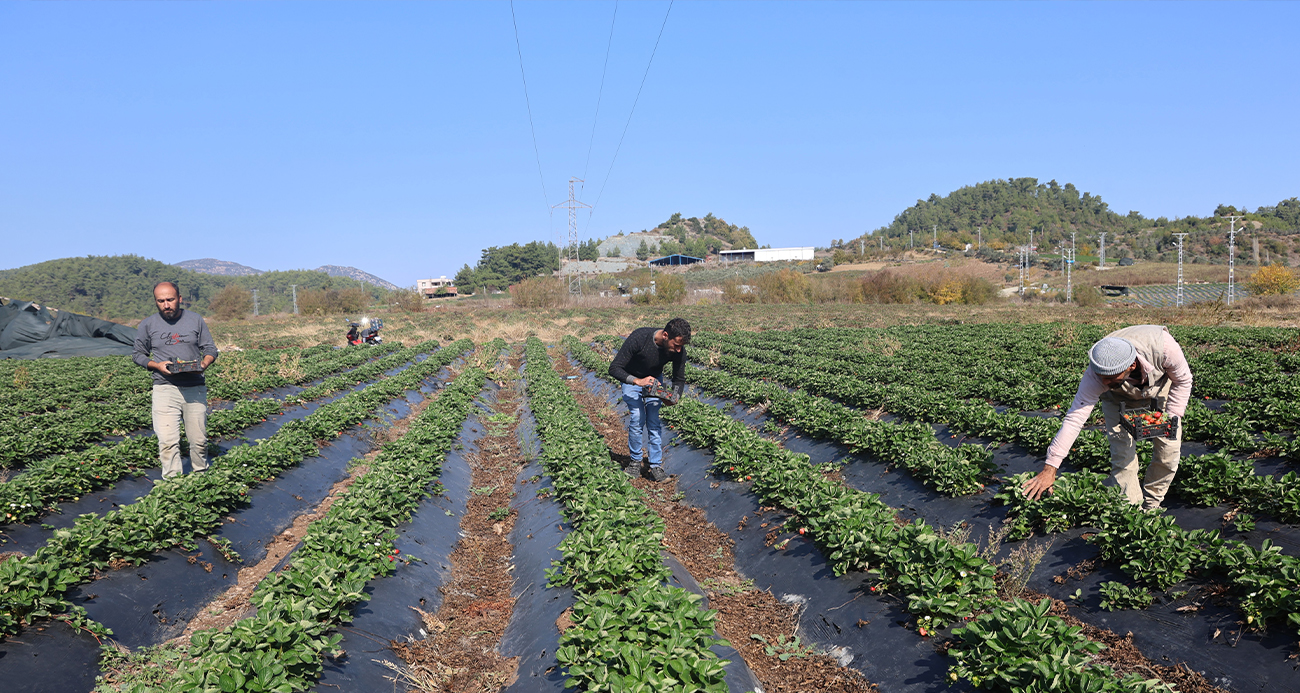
[609,327,685,392]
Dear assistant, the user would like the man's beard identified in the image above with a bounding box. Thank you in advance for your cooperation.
[159,306,178,319]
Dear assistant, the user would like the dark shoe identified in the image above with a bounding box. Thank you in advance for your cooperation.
[644,466,669,483]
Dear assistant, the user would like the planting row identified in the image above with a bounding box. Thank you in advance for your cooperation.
[571,337,997,496]
[0,339,472,641]
[523,337,731,692]
[576,339,1165,693]
[697,332,1300,515]
[0,341,444,528]
[0,343,402,468]
[996,469,1300,636]
[130,355,492,692]
[682,334,1300,640]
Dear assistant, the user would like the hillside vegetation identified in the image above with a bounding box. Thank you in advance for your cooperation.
[0,255,386,320]
[639,212,759,258]
[842,178,1298,266]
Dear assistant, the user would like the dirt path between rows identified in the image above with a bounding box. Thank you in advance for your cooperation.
[389,353,524,692]
[552,352,877,693]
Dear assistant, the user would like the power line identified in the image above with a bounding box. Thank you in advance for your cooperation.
[581,1,619,196]
[510,1,549,210]
[585,0,674,230]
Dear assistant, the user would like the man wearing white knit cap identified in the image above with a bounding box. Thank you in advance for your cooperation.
[1023,325,1193,509]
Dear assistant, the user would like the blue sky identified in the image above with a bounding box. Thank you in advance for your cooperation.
[3,1,1297,288]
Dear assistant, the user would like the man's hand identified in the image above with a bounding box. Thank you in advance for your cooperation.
[148,360,173,375]
[632,376,657,387]
[201,355,216,370]
[1022,464,1058,501]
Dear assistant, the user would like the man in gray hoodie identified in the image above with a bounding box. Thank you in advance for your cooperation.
[132,281,219,479]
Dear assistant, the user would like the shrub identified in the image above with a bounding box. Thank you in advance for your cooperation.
[1245,263,1299,296]
[297,287,369,315]
[755,269,810,304]
[389,288,424,313]
[209,285,253,320]
[958,276,998,305]
[630,274,686,305]
[655,274,687,304]
[721,279,758,304]
[859,270,924,304]
[510,276,568,308]
[1072,286,1106,307]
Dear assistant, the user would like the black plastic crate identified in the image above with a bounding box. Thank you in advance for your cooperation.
[1118,407,1176,440]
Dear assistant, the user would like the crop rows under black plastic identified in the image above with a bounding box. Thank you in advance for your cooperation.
[694,329,1300,638]
[563,336,1164,692]
[0,341,439,529]
[0,339,472,641]
[693,333,1300,518]
[523,337,730,692]
[0,342,402,469]
[136,354,492,692]
[709,328,1300,464]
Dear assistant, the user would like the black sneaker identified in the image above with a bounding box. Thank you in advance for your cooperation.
[644,466,669,483]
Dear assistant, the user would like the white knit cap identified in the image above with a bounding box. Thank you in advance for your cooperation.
[1090,337,1136,376]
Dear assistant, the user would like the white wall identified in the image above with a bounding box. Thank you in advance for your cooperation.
[754,247,814,262]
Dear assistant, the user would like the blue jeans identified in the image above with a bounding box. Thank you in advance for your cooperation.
[622,380,663,467]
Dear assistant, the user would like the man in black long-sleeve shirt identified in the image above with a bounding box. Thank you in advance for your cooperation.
[609,317,690,482]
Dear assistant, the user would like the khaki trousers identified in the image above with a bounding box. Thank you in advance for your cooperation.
[152,383,209,479]
[1099,398,1181,509]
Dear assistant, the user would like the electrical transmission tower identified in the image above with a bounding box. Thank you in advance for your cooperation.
[552,177,591,295]
[252,289,259,317]
[1068,232,1077,302]
[1222,215,1243,305]
[1097,233,1107,268]
[290,285,298,315]
[1173,233,1189,307]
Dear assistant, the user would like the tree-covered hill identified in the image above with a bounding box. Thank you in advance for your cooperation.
[646,212,759,257]
[841,178,1298,266]
[0,255,385,320]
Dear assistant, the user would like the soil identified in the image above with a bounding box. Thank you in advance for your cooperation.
[1022,590,1229,693]
[390,351,525,692]
[553,353,877,693]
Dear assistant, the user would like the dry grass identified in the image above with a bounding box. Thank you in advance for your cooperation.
[207,298,1300,351]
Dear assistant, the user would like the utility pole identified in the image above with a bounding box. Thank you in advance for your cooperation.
[909,229,914,248]
[1223,214,1243,304]
[1097,233,1107,268]
[977,227,982,251]
[859,238,864,256]
[552,177,591,295]
[1018,246,1027,297]
[933,224,938,250]
[1174,233,1189,307]
[1064,246,1075,302]
[290,284,298,315]
[252,289,259,317]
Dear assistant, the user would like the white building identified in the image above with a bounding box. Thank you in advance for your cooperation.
[417,277,456,297]
[718,247,815,262]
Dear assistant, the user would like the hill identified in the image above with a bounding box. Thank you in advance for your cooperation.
[0,255,387,320]
[842,178,1298,266]
[175,258,263,276]
[314,265,399,291]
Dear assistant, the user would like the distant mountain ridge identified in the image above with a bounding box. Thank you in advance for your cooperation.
[174,258,399,290]
[314,265,399,291]
[175,258,263,276]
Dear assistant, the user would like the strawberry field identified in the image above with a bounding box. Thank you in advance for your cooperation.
[0,322,1297,692]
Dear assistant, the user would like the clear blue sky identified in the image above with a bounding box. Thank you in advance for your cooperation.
[3,1,1297,288]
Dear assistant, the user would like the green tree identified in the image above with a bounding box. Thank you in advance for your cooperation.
[636,240,650,260]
